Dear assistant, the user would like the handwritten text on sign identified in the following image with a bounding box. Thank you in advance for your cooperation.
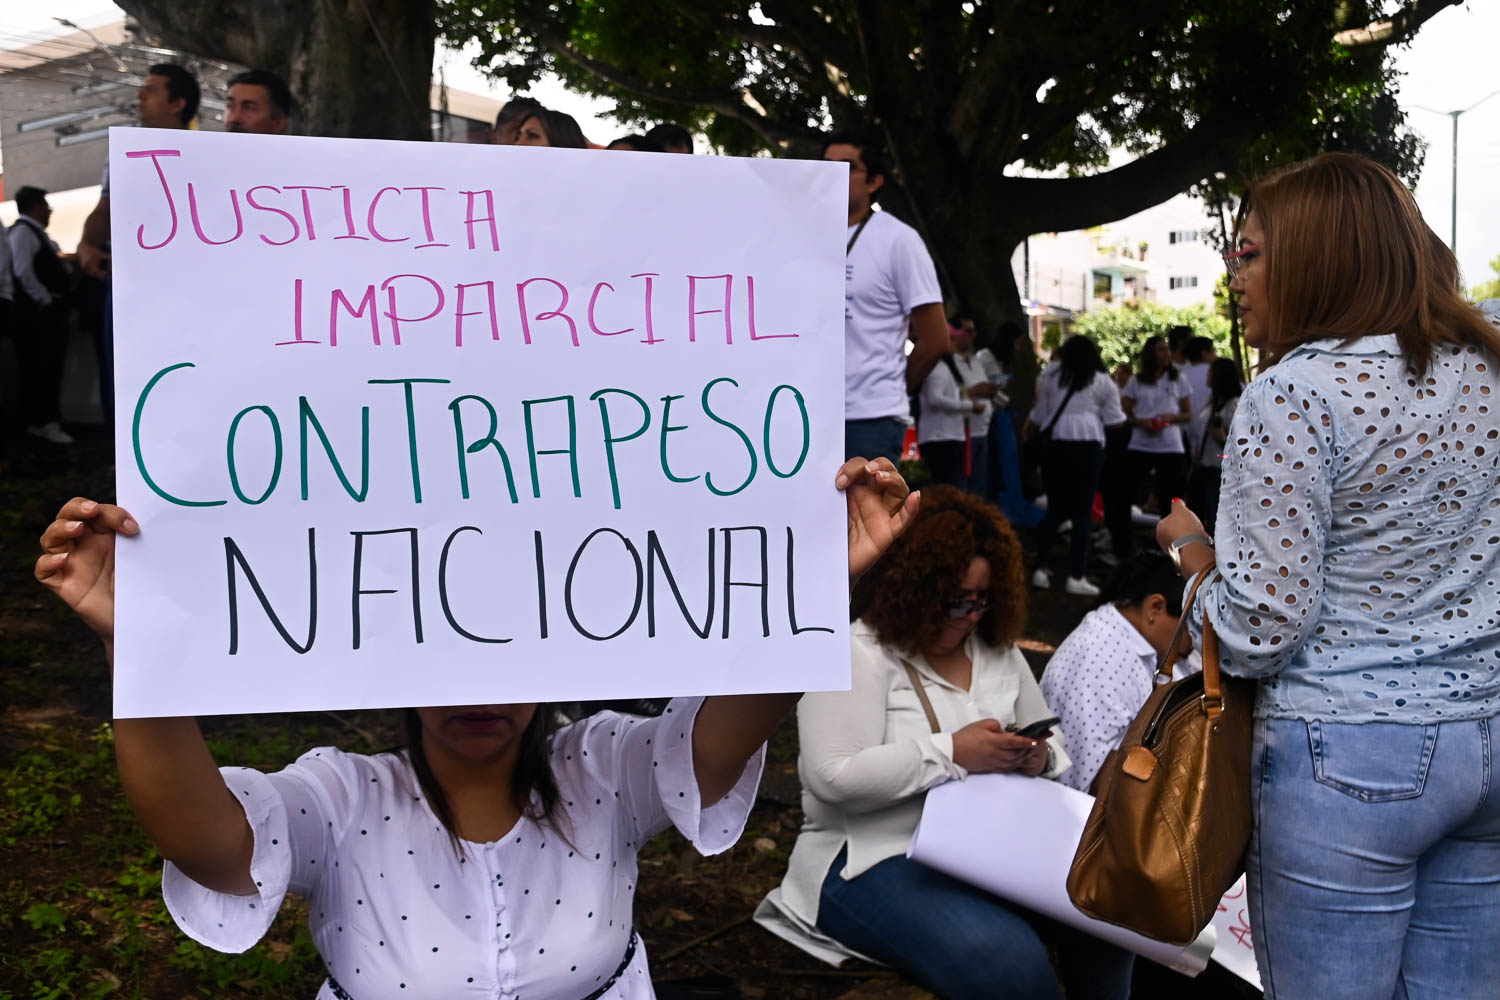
[110,129,849,718]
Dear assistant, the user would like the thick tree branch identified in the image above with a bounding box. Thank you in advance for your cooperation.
[1335,0,1460,50]
[1000,105,1262,234]
[535,28,808,147]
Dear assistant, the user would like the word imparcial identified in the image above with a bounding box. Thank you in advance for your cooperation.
[224,522,835,654]
[133,363,813,510]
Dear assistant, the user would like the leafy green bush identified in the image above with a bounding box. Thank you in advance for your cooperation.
[1069,301,1234,371]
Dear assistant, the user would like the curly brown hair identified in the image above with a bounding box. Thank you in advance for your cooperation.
[852,485,1028,654]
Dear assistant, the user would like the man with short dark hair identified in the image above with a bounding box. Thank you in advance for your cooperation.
[139,62,201,129]
[225,68,294,134]
[823,130,949,463]
[78,63,200,280]
[9,187,72,444]
[77,63,202,426]
[491,96,545,145]
[646,122,693,154]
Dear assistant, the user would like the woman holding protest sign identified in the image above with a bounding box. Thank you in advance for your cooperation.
[35,456,915,1000]
[756,485,1134,999]
[1156,152,1500,998]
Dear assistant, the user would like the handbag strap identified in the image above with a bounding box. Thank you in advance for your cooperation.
[1041,382,1080,437]
[1156,567,1226,715]
[900,659,942,734]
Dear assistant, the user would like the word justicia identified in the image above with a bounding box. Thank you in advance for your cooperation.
[121,148,503,251]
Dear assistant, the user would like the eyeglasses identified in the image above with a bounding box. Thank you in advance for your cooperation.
[945,595,993,619]
[1222,244,1261,279]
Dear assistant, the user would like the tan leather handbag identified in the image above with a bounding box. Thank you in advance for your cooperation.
[1065,568,1256,945]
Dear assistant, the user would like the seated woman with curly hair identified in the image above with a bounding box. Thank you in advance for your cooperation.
[756,486,1134,1000]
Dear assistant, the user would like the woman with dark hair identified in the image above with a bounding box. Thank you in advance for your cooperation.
[758,486,1134,999]
[1157,152,1500,997]
[1026,335,1126,597]
[1120,335,1191,515]
[1185,356,1243,531]
[1041,553,1192,794]
[514,108,590,149]
[34,458,917,999]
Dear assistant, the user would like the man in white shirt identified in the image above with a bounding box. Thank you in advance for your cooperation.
[823,132,949,463]
[9,187,72,444]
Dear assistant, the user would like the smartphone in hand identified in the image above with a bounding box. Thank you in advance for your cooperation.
[1008,716,1061,739]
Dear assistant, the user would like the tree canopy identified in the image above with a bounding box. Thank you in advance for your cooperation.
[441,0,1457,330]
[1473,254,1500,303]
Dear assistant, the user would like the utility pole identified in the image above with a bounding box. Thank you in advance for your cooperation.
[1412,88,1500,252]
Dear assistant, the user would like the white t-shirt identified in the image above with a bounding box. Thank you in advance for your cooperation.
[1029,366,1127,445]
[162,698,762,999]
[844,211,942,421]
[1182,361,1214,460]
[1196,396,1240,469]
[916,353,991,445]
[1122,372,1191,453]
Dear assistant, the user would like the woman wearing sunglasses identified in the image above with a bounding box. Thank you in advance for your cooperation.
[757,485,1133,999]
[1157,152,1500,997]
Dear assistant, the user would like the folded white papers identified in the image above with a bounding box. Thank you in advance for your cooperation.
[908,772,1215,975]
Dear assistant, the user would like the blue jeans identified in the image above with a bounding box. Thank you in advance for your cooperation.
[817,847,1134,1000]
[844,417,905,465]
[1249,716,1500,998]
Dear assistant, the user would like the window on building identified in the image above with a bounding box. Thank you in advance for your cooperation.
[1168,229,1199,244]
[1169,275,1200,290]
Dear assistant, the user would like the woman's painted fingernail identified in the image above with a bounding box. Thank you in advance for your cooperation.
[835,472,850,488]
[1172,497,1182,505]
[123,518,139,533]
[79,500,97,512]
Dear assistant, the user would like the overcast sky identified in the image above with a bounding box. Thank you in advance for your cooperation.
[4,0,1498,286]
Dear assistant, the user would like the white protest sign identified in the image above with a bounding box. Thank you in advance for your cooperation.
[109,129,849,718]
[1209,875,1262,988]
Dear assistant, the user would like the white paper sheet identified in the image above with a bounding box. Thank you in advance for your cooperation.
[908,772,1215,975]
[109,129,849,717]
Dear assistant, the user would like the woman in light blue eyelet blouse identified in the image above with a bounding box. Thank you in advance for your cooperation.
[1156,153,1500,999]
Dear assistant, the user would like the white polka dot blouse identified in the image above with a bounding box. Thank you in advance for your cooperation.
[161,697,763,999]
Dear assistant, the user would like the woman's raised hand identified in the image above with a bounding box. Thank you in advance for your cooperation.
[35,498,138,647]
[837,457,919,581]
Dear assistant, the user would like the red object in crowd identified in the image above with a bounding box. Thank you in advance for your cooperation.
[902,425,920,461]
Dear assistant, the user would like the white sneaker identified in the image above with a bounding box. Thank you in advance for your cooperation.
[1065,576,1101,597]
[27,422,74,445]
[1057,519,1072,533]
[1031,569,1053,589]
[1097,551,1120,568]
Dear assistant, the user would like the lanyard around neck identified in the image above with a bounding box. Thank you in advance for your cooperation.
[846,211,872,255]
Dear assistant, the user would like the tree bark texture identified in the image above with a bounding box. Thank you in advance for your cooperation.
[116,0,436,141]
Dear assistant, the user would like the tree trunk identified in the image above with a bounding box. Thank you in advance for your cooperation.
[116,0,435,141]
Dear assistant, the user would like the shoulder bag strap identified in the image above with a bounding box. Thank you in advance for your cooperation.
[899,659,942,734]
[1191,400,1219,466]
[1041,383,1081,438]
[1156,567,1221,686]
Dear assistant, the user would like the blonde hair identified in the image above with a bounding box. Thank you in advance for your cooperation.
[1248,152,1499,376]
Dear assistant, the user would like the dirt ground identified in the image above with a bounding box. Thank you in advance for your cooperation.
[0,427,1257,998]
